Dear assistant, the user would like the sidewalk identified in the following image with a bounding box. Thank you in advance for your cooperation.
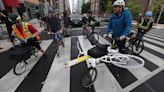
[0,19,46,53]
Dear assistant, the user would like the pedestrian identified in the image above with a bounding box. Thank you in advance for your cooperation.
[63,11,71,37]
[0,10,14,43]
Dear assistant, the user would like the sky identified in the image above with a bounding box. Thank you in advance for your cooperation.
[69,0,78,13]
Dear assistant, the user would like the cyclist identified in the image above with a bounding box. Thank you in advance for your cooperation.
[82,13,88,25]
[47,9,64,47]
[104,0,132,54]
[137,11,153,32]
[11,15,45,54]
[87,11,97,31]
[130,11,153,40]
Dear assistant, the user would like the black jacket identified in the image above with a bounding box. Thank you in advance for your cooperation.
[47,16,61,33]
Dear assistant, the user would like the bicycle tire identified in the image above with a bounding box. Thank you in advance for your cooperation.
[110,54,145,69]
[81,68,97,88]
[132,40,144,55]
[13,60,26,75]
[89,32,99,44]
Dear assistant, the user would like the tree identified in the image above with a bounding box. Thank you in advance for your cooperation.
[106,0,113,14]
[100,0,108,13]
[127,0,142,19]
[150,0,164,20]
[81,2,91,13]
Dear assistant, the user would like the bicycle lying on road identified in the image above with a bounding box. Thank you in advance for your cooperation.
[64,42,145,88]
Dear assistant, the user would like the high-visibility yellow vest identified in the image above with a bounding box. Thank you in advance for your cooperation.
[12,22,33,40]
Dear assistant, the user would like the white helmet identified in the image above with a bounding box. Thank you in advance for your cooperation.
[113,0,125,7]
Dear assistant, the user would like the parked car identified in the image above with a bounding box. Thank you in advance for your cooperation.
[70,14,82,26]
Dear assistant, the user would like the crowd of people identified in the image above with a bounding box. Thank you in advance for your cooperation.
[0,0,154,54]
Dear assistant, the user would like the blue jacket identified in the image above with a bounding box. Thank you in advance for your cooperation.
[106,9,132,38]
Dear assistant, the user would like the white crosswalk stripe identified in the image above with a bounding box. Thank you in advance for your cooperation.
[41,38,71,92]
[147,33,164,39]
[144,41,164,55]
[145,34,164,42]
[144,37,164,47]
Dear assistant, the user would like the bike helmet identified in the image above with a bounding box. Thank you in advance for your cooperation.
[113,0,125,7]
[49,8,55,13]
[145,11,153,17]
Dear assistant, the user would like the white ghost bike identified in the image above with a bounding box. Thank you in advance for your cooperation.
[64,42,145,88]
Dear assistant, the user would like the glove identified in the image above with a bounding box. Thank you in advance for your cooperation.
[120,35,126,41]
[103,34,108,38]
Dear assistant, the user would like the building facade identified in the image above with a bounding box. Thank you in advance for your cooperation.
[90,0,100,15]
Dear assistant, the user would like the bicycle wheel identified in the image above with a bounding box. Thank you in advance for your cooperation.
[81,68,97,88]
[110,54,145,69]
[132,40,144,55]
[89,32,99,44]
[13,60,26,75]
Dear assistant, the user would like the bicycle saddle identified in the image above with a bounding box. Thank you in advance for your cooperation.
[88,44,109,58]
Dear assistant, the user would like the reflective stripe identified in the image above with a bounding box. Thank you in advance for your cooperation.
[139,18,152,30]
[13,22,33,40]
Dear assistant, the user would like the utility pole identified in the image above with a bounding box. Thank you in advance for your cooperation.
[156,3,164,25]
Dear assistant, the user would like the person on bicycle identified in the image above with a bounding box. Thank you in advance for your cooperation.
[104,0,132,54]
[137,11,153,32]
[11,15,45,54]
[47,9,64,47]
[87,11,97,31]
[130,11,153,40]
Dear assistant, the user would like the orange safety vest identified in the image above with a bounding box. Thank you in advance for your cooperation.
[12,22,40,40]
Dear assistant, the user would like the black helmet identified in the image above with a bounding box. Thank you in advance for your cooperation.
[48,8,55,13]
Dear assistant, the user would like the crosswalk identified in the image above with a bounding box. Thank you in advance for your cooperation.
[0,29,164,92]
